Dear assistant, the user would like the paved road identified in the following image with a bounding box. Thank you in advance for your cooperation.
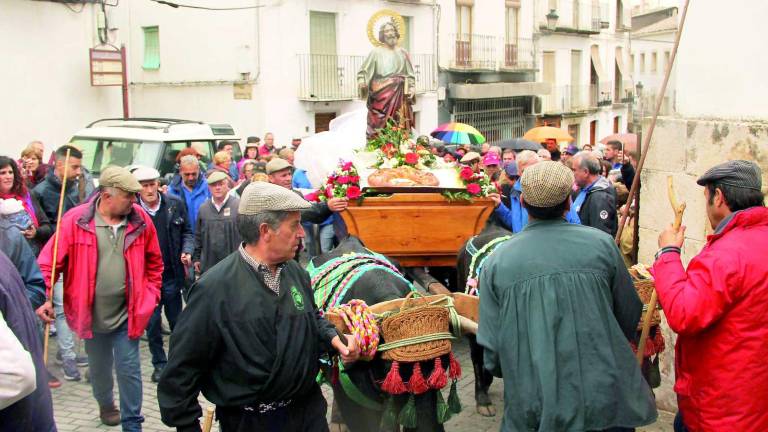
[49,336,674,431]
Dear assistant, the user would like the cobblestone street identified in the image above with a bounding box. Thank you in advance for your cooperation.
[49,336,674,431]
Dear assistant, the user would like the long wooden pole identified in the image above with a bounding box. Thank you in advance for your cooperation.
[615,0,691,245]
[202,406,215,432]
[43,148,71,366]
[636,176,685,365]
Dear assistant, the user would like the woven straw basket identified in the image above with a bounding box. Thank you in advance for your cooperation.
[630,269,661,330]
[380,293,452,362]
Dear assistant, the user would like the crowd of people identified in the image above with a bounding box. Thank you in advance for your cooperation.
[0,133,765,432]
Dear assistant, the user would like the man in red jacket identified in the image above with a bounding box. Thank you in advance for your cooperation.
[653,160,768,432]
[38,166,163,431]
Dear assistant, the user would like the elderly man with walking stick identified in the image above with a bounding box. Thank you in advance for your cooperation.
[38,166,163,431]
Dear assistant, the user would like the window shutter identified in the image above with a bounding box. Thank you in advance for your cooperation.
[142,26,160,70]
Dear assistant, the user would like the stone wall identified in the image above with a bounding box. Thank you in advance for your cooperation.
[636,117,768,411]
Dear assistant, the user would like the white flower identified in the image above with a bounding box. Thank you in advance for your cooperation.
[415,162,426,170]
[399,143,410,154]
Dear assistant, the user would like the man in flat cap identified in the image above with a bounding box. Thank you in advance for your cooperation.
[460,151,482,173]
[132,166,194,383]
[159,181,358,432]
[653,160,768,432]
[266,157,348,256]
[478,161,656,432]
[193,170,241,275]
[38,165,163,429]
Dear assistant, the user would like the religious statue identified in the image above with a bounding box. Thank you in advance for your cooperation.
[358,10,416,139]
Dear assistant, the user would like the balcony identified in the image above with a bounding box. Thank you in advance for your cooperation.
[541,82,612,114]
[539,1,608,34]
[615,80,634,103]
[447,35,536,71]
[297,54,436,101]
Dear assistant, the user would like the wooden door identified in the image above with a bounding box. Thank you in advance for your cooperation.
[315,112,337,133]
[613,116,620,133]
[589,120,597,144]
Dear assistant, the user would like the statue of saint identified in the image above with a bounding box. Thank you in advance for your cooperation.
[357,18,416,139]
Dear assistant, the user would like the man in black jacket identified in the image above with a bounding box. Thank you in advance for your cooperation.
[571,151,618,236]
[158,181,358,432]
[133,166,194,382]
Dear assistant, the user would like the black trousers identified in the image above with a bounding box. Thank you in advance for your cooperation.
[216,385,328,432]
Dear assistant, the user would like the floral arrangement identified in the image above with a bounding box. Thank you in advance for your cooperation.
[366,119,437,170]
[442,165,498,201]
[306,160,362,202]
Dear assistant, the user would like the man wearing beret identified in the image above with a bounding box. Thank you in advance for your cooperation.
[158,181,359,432]
[478,161,656,431]
[192,170,241,275]
[38,166,163,430]
[653,160,768,432]
[132,166,194,383]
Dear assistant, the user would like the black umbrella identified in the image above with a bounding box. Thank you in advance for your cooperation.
[492,138,542,152]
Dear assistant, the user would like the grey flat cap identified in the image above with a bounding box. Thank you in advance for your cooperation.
[239,181,311,215]
[696,160,762,191]
[131,166,160,182]
[521,161,575,207]
[100,166,142,193]
[206,170,230,185]
[266,158,293,174]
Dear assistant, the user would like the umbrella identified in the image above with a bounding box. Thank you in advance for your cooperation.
[599,133,638,153]
[430,122,486,145]
[491,138,542,152]
[523,126,574,143]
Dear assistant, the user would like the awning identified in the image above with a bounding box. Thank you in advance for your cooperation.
[448,81,551,99]
[615,47,633,92]
[505,0,521,7]
[590,45,606,82]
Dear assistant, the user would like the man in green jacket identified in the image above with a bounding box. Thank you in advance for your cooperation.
[478,161,657,432]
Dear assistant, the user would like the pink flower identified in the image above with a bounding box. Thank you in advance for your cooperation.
[346,185,362,199]
[466,183,481,195]
[405,152,419,165]
[325,185,334,198]
[349,175,360,184]
[460,166,474,180]
[337,175,350,184]
[342,161,353,171]
[305,191,320,202]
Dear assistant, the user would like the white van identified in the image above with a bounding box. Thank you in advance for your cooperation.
[68,118,242,179]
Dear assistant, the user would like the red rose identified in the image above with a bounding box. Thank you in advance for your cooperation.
[349,176,360,184]
[337,175,350,184]
[466,183,481,195]
[342,161,353,171]
[405,152,419,165]
[460,166,474,180]
[305,191,320,202]
[346,185,362,199]
[325,185,334,198]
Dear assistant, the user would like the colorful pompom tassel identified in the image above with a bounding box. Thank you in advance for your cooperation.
[398,394,417,428]
[448,352,462,379]
[428,357,448,389]
[448,379,462,414]
[436,389,452,424]
[382,361,408,395]
[409,362,429,395]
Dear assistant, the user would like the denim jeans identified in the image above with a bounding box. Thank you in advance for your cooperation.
[674,412,689,432]
[319,224,336,253]
[146,278,182,368]
[303,224,318,258]
[53,277,77,361]
[85,323,144,432]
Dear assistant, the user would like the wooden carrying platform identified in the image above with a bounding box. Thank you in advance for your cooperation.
[340,193,495,267]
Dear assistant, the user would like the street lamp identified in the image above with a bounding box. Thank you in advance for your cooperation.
[546,9,559,32]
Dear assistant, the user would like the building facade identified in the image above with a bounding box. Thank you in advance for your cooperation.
[630,6,678,117]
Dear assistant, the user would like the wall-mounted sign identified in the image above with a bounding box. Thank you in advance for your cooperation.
[90,48,124,87]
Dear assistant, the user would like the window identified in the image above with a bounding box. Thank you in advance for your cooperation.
[401,16,412,52]
[651,51,658,73]
[456,4,472,40]
[664,51,671,71]
[142,26,160,70]
[505,6,519,43]
[69,138,164,176]
[616,0,624,28]
[639,53,645,73]
[630,54,634,74]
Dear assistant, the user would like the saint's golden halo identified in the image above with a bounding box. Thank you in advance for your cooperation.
[366,9,407,48]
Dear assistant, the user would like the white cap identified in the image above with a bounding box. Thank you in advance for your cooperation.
[131,166,161,182]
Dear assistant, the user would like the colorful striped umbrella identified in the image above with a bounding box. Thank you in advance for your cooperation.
[430,122,486,145]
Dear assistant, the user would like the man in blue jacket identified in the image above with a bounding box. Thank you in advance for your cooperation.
[133,166,194,383]
[168,155,211,233]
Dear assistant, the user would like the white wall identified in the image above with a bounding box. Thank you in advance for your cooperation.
[674,0,768,119]
[0,1,123,160]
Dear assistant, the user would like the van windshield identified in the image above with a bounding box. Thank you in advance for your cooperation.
[69,137,163,176]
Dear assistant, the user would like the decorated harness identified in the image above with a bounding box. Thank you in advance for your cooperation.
[464,235,511,295]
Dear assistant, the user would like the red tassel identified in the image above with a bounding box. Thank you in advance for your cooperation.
[428,357,448,389]
[381,361,407,395]
[409,362,429,394]
[448,352,462,379]
[654,330,666,353]
[331,364,340,386]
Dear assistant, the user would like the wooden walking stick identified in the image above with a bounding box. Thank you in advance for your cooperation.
[202,406,215,432]
[42,148,71,366]
[636,176,685,365]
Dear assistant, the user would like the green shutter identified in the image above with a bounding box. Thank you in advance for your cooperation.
[143,26,160,70]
